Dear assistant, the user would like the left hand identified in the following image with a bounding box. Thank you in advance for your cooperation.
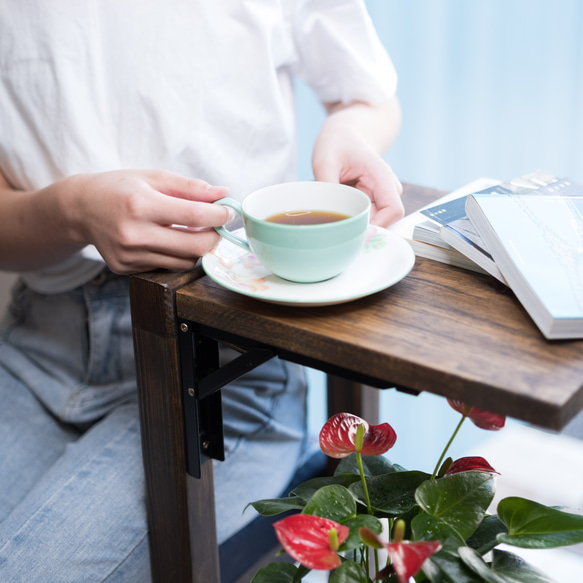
[311,100,404,228]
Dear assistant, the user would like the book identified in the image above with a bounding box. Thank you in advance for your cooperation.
[390,177,500,274]
[440,218,507,284]
[465,179,583,339]
[425,171,557,284]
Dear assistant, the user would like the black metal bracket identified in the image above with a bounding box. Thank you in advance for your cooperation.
[178,319,276,478]
[178,318,420,477]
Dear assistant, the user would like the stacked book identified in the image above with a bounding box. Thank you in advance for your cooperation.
[391,171,583,340]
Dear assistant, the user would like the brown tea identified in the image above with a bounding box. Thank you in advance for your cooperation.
[265,210,350,225]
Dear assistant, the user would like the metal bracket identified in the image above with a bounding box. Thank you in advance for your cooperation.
[178,320,276,478]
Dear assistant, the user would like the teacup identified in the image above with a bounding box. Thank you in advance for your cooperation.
[213,181,370,283]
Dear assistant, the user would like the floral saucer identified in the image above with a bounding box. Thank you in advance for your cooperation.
[201,226,415,306]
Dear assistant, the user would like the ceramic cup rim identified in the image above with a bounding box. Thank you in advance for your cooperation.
[241,181,371,228]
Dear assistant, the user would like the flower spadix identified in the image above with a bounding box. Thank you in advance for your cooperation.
[319,412,396,459]
[273,514,349,570]
[447,399,506,430]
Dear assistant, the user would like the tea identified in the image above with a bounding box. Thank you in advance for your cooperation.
[266,210,349,225]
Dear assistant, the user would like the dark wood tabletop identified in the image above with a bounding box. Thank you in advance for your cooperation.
[175,183,583,430]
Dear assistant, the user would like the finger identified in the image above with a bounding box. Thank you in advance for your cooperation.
[107,252,201,275]
[366,180,404,227]
[369,182,405,226]
[370,200,404,227]
[143,223,223,258]
[392,173,404,197]
[145,195,236,229]
[147,169,229,202]
[106,222,222,272]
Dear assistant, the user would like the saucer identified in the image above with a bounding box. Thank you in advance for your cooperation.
[201,226,415,306]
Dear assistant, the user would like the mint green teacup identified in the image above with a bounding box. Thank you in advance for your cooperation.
[214,181,370,283]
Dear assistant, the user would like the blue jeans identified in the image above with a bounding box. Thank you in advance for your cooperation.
[0,271,308,582]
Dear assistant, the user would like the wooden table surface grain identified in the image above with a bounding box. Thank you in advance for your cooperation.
[176,184,583,430]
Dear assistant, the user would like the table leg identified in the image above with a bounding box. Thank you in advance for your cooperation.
[326,375,380,424]
[130,274,221,583]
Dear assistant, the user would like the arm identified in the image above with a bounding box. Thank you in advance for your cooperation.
[0,169,232,274]
[312,96,404,227]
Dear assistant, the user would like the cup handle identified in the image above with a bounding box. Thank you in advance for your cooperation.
[213,198,251,252]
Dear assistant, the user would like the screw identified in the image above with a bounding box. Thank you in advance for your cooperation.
[188,387,195,397]
[180,323,189,333]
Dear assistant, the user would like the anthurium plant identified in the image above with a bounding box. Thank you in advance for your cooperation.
[249,399,583,583]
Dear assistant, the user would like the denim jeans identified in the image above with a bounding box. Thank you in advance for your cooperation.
[0,271,308,582]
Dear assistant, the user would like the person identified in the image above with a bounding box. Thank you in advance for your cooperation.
[0,1,403,580]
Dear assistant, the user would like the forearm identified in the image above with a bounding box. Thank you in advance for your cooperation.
[321,96,402,156]
[0,173,84,271]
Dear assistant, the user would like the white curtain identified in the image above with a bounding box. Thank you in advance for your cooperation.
[297,0,583,191]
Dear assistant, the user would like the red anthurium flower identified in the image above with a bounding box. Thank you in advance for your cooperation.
[447,399,506,430]
[274,514,349,571]
[359,527,441,583]
[445,456,499,476]
[319,413,396,459]
[387,540,443,583]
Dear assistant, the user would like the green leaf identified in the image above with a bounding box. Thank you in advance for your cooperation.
[302,484,357,522]
[422,549,484,583]
[349,470,430,516]
[292,474,360,502]
[335,452,404,477]
[497,496,583,549]
[491,549,557,583]
[329,560,368,583]
[459,546,557,583]
[249,497,306,516]
[466,514,508,555]
[411,512,466,553]
[250,562,299,583]
[415,472,495,539]
[341,514,383,550]
[457,546,509,583]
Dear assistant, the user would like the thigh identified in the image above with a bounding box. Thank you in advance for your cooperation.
[0,403,151,583]
[0,363,79,522]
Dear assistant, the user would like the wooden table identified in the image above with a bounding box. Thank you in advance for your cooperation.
[129,183,583,583]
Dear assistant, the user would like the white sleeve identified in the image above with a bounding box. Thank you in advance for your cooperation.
[289,0,398,105]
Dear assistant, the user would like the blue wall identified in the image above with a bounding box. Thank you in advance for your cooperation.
[300,1,583,470]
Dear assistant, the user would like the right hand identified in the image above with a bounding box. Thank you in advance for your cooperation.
[66,169,232,273]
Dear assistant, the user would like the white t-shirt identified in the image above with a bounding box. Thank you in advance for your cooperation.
[0,0,397,293]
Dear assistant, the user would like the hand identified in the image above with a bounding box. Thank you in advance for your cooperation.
[313,137,403,227]
[312,100,404,228]
[67,169,232,273]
